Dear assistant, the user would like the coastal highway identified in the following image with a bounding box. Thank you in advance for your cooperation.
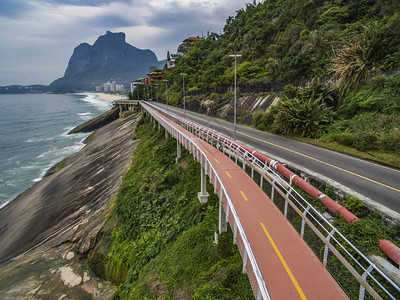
[151,102,400,215]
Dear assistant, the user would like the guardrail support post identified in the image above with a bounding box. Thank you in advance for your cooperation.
[219,201,227,233]
[197,167,209,203]
[242,249,248,274]
[176,140,181,163]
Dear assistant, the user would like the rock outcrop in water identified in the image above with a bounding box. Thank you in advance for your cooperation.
[0,110,139,298]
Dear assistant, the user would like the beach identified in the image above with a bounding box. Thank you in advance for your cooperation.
[89,92,128,102]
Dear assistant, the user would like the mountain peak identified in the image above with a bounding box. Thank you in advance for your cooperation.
[95,31,126,46]
[49,32,166,92]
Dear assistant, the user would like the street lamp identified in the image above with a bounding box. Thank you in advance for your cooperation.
[164,79,169,110]
[180,73,187,116]
[229,54,242,140]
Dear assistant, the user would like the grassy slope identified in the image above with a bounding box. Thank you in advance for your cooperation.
[106,117,253,299]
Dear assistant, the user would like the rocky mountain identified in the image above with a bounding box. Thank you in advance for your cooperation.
[49,31,165,92]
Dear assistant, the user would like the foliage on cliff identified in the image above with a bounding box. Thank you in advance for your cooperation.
[134,0,399,171]
[151,1,400,161]
[253,75,400,155]
[162,0,399,93]
[107,118,253,299]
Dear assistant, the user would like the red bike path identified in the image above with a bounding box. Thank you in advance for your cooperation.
[150,105,349,299]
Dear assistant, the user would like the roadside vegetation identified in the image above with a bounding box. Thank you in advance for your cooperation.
[253,75,400,167]
[105,118,253,299]
[147,0,399,167]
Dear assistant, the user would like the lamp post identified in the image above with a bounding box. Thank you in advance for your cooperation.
[229,54,242,140]
[164,79,169,110]
[180,73,187,116]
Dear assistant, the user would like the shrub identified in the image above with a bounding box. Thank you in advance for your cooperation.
[381,127,400,152]
[275,97,334,138]
[335,112,400,152]
[330,23,388,92]
[330,131,354,146]
[340,74,400,118]
[353,131,378,151]
[253,108,277,131]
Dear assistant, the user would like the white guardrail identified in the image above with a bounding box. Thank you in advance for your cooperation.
[141,101,400,300]
[141,102,271,300]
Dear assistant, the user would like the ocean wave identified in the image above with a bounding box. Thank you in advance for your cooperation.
[37,144,83,159]
[60,127,74,137]
[82,94,112,111]
[33,162,55,182]
[33,143,85,182]
[60,127,89,138]
[0,179,15,187]
[26,137,55,143]
[77,112,92,120]
[0,198,13,210]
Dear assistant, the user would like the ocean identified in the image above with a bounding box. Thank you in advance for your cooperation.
[0,93,113,209]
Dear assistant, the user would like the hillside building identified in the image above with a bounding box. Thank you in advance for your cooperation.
[177,37,204,55]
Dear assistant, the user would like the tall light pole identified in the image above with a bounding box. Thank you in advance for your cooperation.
[180,73,187,116]
[229,54,242,140]
[164,79,169,110]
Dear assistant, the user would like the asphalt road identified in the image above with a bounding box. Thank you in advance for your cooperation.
[152,102,400,214]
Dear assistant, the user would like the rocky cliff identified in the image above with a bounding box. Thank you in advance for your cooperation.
[0,109,139,298]
[49,31,166,92]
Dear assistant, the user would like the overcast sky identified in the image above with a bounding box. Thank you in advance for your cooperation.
[0,0,247,86]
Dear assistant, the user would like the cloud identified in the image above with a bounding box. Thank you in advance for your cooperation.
[0,0,246,85]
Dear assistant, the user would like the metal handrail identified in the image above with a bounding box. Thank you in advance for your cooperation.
[141,102,271,300]
[145,102,399,300]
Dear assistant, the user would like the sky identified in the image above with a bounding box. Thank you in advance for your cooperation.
[0,0,247,86]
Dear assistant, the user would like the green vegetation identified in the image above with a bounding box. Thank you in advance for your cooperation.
[55,158,67,172]
[323,75,400,153]
[105,117,252,299]
[146,0,400,166]
[163,0,399,89]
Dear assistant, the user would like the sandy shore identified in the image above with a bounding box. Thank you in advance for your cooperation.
[88,92,128,102]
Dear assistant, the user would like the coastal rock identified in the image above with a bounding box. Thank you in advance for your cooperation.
[58,265,82,287]
[0,112,140,298]
[69,106,119,134]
